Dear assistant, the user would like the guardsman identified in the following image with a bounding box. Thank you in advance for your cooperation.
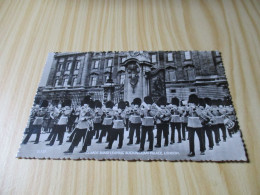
[155,96,171,148]
[124,101,130,131]
[197,98,213,151]
[22,100,48,144]
[97,101,114,143]
[203,98,214,150]
[170,97,182,144]
[106,100,126,149]
[187,94,205,157]
[47,99,72,146]
[210,100,221,146]
[127,98,142,145]
[64,96,93,153]
[179,101,188,141]
[93,100,104,140]
[79,100,95,153]
[138,96,156,152]
[217,99,227,142]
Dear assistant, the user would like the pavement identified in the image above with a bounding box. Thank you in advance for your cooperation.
[17,128,247,161]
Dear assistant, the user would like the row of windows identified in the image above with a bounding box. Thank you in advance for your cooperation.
[170,88,196,93]
[55,78,78,87]
[151,51,191,63]
[57,51,192,73]
[57,61,81,71]
[54,74,126,87]
[90,74,125,86]
[91,51,192,69]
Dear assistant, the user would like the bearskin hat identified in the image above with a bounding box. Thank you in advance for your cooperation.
[40,100,49,108]
[157,96,167,106]
[62,99,71,107]
[118,100,126,110]
[133,98,142,106]
[211,99,218,106]
[105,100,114,109]
[125,101,130,107]
[88,100,95,109]
[216,99,223,106]
[204,98,212,106]
[94,100,102,108]
[188,94,199,105]
[144,96,153,105]
[81,95,91,106]
[171,97,179,106]
[198,98,205,108]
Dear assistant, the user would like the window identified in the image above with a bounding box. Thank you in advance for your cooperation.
[55,79,59,87]
[94,61,99,69]
[151,54,157,63]
[63,78,69,87]
[187,68,195,80]
[91,77,97,86]
[73,78,77,86]
[104,75,109,82]
[166,70,176,81]
[190,88,196,93]
[120,74,125,84]
[107,59,112,67]
[184,51,191,60]
[67,62,72,70]
[58,63,63,71]
[170,89,176,93]
[75,61,81,70]
[168,52,173,61]
[121,57,126,63]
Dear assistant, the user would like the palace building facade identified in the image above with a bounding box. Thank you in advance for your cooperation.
[36,51,229,106]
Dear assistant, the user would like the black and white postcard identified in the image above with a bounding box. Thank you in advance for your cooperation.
[17,51,247,161]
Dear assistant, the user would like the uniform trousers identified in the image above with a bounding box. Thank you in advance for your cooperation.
[211,125,220,144]
[108,128,124,148]
[202,125,214,149]
[156,123,169,146]
[66,128,88,152]
[218,123,227,141]
[170,122,182,143]
[128,123,141,144]
[140,126,154,150]
[181,123,187,140]
[49,125,66,145]
[187,127,204,155]
[22,125,41,144]
[94,123,102,139]
[125,118,129,131]
[98,125,112,143]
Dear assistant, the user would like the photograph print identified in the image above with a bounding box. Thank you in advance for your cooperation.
[17,51,247,161]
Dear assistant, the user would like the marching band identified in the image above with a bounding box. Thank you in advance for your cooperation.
[22,94,239,157]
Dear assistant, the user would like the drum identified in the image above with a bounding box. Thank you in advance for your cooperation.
[94,116,102,124]
[130,115,142,124]
[171,115,181,123]
[187,117,202,128]
[33,117,44,125]
[103,118,113,125]
[224,118,235,129]
[77,120,90,129]
[113,120,124,129]
[142,117,154,126]
[215,116,224,124]
[57,116,68,125]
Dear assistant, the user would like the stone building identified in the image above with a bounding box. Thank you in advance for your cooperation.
[36,51,229,105]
